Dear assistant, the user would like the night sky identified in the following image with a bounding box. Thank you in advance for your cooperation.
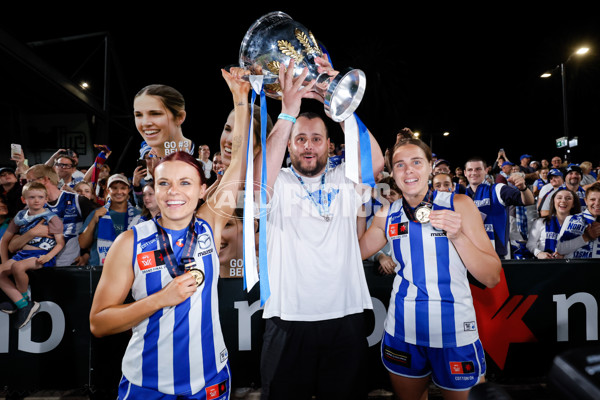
[2,6,599,171]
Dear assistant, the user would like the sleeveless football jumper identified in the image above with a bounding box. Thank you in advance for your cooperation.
[122,218,228,395]
[384,191,479,348]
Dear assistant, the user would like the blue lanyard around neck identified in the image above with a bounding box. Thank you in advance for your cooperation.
[290,164,331,219]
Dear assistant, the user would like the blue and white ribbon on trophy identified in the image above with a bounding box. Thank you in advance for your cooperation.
[344,113,375,187]
[243,75,270,306]
[319,48,374,187]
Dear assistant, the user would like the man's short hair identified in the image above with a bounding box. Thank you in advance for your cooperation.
[296,111,329,138]
[585,182,600,198]
[56,155,77,167]
[465,157,487,168]
[26,164,59,186]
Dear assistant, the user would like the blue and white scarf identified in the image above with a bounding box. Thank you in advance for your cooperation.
[96,198,141,264]
[543,215,562,253]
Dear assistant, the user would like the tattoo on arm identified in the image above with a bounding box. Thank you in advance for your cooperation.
[232,135,242,151]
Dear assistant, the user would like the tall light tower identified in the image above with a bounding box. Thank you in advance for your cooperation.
[541,46,589,164]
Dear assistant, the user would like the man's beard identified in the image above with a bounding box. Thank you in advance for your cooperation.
[290,151,328,177]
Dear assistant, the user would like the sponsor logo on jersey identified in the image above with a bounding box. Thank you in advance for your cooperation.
[140,238,157,251]
[463,321,476,331]
[205,380,228,400]
[388,222,408,237]
[137,250,165,272]
[450,361,475,374]
[198,233,212,250]
[383,345,411,367]
[175,238,184,248]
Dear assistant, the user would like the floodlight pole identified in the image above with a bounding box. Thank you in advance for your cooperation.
[560,62,570,164]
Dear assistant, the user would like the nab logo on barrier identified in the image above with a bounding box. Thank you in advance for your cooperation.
[471,270,537,370]
[0,302,65,354]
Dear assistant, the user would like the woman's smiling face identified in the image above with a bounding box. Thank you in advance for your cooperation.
[392,143,432,198]
[154,160,205,228]
[134,94,180,151]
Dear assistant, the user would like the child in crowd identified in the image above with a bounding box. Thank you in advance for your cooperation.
[0,181,64,328]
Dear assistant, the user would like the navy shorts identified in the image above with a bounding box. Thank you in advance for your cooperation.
[12,249,55,267]
[381,331,486,390]
[118,362,230,400]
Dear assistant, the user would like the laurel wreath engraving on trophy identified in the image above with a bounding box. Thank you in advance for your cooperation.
[266,29,323,95]
[277,40,304,63]
[297,29,322,56]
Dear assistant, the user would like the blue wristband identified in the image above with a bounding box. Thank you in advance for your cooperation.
[278,113,297,123]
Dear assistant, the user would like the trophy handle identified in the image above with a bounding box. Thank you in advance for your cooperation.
[322,68,366,122]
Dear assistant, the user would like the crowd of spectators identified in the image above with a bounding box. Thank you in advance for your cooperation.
[1,143,599,273]
[1,135,599,327]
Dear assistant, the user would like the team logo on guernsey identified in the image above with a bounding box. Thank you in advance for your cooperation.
[449,361,475,374]
[136,250,165,272]
[388,222,408,237]
[205,380,227,400]
[198,233,212,249]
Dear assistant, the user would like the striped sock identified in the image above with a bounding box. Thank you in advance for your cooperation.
[21,291,29,301]
[15,297,29,309]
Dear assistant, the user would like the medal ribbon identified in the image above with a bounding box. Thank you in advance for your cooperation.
[154,216,197,279]
[290,164,330,220]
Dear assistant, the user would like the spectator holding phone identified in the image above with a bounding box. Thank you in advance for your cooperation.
[132,149,154,208]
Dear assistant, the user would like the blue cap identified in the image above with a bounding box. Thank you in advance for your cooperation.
[502,161,515,167]
[520,154,532,161]
[434,159,449,168]
[565,164,582,175]
[548,168,563,178]
[140,141,152,158]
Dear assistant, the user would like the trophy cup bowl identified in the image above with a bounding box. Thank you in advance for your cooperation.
[239,11,366,122]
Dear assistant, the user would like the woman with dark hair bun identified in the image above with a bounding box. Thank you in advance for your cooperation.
[90,68,251,399]
[359,135,501,400]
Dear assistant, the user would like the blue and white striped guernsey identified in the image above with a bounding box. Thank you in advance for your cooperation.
[122,218,228,396]
[384,191,479,348]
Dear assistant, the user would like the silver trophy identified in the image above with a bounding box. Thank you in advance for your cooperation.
[239,11,366,122]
